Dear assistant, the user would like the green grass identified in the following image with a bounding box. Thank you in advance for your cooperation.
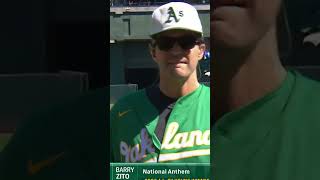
[0,133,13,152]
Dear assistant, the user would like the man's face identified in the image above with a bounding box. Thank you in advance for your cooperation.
[211,0,282,49]
[151,30,205,79]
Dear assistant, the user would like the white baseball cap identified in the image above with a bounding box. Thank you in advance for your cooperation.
[150,2,203,37]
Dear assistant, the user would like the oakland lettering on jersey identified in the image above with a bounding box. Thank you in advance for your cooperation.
[119,122,210,162]
[120,128,155,163]
[161,122,210,150]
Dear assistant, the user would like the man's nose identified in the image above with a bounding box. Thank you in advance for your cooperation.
[168,42,186,55]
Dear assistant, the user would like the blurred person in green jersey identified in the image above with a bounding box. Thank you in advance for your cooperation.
[0,88,108,180]
[212,0,320,179]
[110,2,210,163]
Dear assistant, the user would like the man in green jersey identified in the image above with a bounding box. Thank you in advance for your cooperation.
[212,0,320,179]
[110,2,210,163]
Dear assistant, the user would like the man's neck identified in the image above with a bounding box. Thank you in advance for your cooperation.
[213,27,287,120]
[159,73,200,99]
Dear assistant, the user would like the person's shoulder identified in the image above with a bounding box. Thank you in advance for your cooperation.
[293,70,320,92]
[110,88,151,129]
[201,84,210,91]
[119,88,146,101]
[112,89,147,107]
[200,84,210,96]
[286,70,320,133]
[289,70,320,108]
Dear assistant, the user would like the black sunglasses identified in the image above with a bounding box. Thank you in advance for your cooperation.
[153,35,203,51]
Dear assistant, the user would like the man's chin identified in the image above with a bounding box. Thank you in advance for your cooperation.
[169,70,189,79]
[212,36,247,50]
[211,26,249,49]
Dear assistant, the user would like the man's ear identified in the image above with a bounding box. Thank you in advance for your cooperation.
[198,43,206,61]
[149,43,157,61]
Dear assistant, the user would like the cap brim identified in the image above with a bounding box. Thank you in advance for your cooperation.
[151,27,203,38]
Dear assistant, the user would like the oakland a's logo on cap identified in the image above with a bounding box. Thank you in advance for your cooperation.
[165,7,184,23]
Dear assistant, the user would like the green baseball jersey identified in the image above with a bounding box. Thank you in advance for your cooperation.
[0,88,108,180]
[213,70,320,180]
[110,84,210,163]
